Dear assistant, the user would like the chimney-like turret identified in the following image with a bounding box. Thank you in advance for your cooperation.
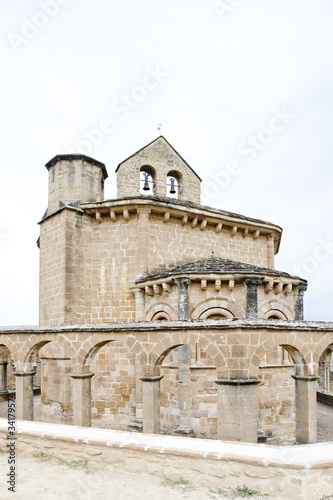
[45,154,108,216]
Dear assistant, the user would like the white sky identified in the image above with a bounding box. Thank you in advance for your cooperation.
[1,0,333,325]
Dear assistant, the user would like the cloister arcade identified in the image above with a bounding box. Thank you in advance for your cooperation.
[0,320,332,444]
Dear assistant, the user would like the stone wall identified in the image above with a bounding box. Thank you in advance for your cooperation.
[116,137,201,203]
[91,342,136,429]
[258,365,295,443]
[1,420,332,500]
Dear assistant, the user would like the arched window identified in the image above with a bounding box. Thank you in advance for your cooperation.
[140,166,155,195]
[166,170,182,199]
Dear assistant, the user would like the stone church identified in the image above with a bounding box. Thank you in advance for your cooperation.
[0,136,332,444]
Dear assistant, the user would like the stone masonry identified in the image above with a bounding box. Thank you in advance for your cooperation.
[0,136,333,445]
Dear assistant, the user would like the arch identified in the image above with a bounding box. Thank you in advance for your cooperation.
[166,170,182,199]
[313,334,333,364]
[191,297,245,320]
[146,302,177,322]
[150,331,228,378]
[264,310,288,320]
[259,300,293,320]
[249,333,311,378]
[199,307,234,319]
[140,165,156,195]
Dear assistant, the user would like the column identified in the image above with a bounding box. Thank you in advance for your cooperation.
[134,288,145,321]
[15,371,36,421]
[0,361,8,393]
[295,284,307,321]
[292,375,319,443]
[245,278,264,319]
[35,358,41,387]
[174,277,190,320]
[137,209,151,275]
[140,375,163,434]
[130,357,143,431]
[267,233,275,268]
[323,362,330,392]
[71,373,94,427]
[174,345,194,436]
[215,378,260,443]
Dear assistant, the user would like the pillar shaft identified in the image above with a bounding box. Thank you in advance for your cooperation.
[134,288,145,321]
[71,373,94,427]
[140,375,163,434]
[292,375,319,443]
[295,284,307,321]
[137,209,151,274]
[15,371,36,421]
[215,379,260,443]
[267,233,275,268]
[0,362,8,393]
[174,277,190,320]
[245,278,264,319]
[174,345,193,435]
[323,362,330,392]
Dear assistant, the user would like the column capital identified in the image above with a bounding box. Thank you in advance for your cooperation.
[137,208,151,219]
[297,283,308,294]
[0,361,8,366]
[245,277,265,287]
[215,378,261,386]
[174,277,191,288]
[139,375,163,382]
[133,287,145,297]
[291,375,319,382]
[70,372,94,380]
[14,371,36,377]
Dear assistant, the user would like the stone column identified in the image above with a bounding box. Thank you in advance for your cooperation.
[174,345,194,436]
[140,375,163,434]
[130,357,143,431]
[134,288,145,321]
[35,358,41,387]
[245,278,264,319]
[323,362,330,392]
[174,277,190,320]
[292,375,319,443]
[0,361,8,393]
[295,284,307,321]
[15,371,36,421]
[137,209,151,274]
[267,233,275,269]
[215,379,260,443]
[71,373,94,427]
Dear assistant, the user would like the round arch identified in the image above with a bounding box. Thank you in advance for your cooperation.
[150,331,229,378]
[146,302,177,322]
[259,300,293,320]
[249,334,311,378]
[191,297,244,320]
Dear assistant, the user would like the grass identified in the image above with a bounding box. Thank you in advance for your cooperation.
[163,477,192,489]
[57,458,89,471]
[209,485,269,498]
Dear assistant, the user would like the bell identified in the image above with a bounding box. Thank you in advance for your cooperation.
[170,178,176,194]
[142,172,150,191]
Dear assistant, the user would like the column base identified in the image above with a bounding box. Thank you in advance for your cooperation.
[173,426,195,437]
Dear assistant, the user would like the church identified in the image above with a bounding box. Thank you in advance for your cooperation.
[0,136,332,444]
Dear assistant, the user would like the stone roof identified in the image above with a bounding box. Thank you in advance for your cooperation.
[136,257,306,283]
[45,154,108,179]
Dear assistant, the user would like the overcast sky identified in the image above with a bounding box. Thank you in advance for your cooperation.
[1,0,333,325]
